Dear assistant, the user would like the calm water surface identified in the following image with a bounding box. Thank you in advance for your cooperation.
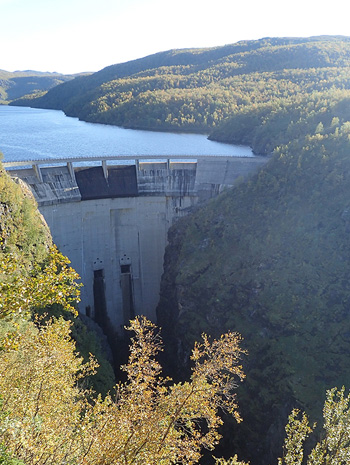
[0,105,254,162]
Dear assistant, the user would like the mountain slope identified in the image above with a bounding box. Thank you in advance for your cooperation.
[156,93,350,463]
[11,36,350,144]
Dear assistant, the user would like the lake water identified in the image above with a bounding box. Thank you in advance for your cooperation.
[0,105,254,163]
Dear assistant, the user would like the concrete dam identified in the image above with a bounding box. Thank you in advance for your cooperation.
[5,154,268,333]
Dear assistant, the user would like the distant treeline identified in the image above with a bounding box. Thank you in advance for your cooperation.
[0,70,83,103]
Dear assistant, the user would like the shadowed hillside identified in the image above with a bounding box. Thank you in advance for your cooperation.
[156,80,350,464]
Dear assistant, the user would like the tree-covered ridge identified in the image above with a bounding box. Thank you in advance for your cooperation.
[155,73,350,463]
[12,36,350,140]
[210,87,350,153]
[0,70,86,104]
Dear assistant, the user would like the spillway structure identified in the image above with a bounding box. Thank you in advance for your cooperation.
[4,154,268,333]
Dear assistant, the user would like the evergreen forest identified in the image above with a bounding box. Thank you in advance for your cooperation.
[3,35,350,464]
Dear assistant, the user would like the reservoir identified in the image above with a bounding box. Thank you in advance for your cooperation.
[0,105,254,162]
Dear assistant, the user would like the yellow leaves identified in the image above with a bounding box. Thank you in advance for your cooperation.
[277,387,350,465]
[0,317,94,465]
[191,331,246,423]
[122,317,164,393]
[0,316,246,465]
[86,317,246,465]
[214,456,249,465]
[278,409,314,465]
[0,245,81,323]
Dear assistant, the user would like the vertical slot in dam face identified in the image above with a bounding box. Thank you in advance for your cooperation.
[120,254,135,325]
[93,269,107,327]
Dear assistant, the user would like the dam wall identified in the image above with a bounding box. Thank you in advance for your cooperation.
[5,155,268,333]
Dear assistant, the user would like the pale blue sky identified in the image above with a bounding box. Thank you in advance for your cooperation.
[1,0,349,74]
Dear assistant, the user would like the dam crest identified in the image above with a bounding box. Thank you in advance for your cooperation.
[4,154,268,332]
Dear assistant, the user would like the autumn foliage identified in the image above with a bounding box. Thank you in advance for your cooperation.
[83,318,245,465]
[0,247,246,465]
[1,231,350,465]
[0,317,245,464]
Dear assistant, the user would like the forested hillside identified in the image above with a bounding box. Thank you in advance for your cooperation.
[155,44,350,463]
[0,70,84,104]
[11,36,350,149]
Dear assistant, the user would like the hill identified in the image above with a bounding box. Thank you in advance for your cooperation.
[156,69,350,464]
[0,70,85,104]
[10,35,350,147]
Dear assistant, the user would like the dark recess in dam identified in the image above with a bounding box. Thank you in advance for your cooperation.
[75,165,138,200]
[93,269,108,328]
